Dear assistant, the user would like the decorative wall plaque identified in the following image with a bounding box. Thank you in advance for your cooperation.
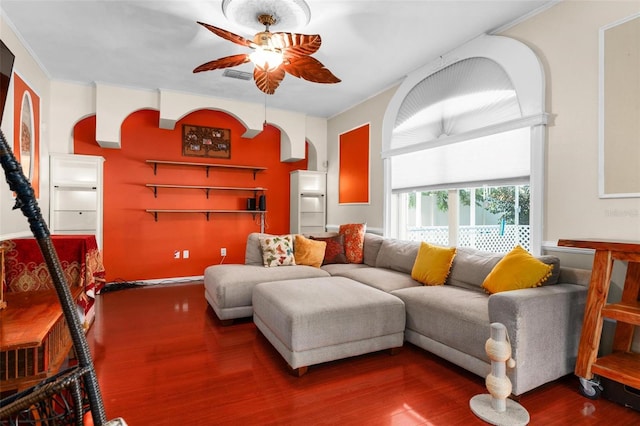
[182,124,231,158]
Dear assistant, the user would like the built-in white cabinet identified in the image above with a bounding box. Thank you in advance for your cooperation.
[49,154,104,248]
[290,170,326,235]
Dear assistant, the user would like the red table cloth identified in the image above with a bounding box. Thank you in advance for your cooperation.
[3,235,105,324]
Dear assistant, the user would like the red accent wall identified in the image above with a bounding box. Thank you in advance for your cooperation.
[74,109,306,281]
[339,123,369,203]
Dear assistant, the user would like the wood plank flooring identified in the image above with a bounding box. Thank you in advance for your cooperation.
[86,283,640,425]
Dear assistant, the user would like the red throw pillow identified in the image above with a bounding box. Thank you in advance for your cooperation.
[310,235,348,265]
[339,223,366,264]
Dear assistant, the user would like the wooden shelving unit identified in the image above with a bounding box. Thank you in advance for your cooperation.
[146,160,266,179]
[290,170,326,234]
[146,160,268,232]
[557,239,640,396]
[49,154,105,249]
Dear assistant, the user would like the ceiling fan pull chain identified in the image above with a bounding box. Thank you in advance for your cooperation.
[263,93,267,127]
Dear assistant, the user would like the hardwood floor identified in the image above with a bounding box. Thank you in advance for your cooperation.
[86,283,640,425]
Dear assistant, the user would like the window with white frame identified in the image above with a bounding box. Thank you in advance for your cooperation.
[382,35,548,254]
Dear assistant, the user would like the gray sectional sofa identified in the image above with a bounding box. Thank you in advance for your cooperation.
[203,232,591,396]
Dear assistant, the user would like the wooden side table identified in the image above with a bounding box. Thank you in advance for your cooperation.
[557,239,640,398]
[0,287,82,392]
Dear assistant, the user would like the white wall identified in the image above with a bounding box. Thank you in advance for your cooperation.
[501,0,640,245]
[326,86,397,234]
[505,1,640,352]
[327,1,640,245]
[0,14,51,240]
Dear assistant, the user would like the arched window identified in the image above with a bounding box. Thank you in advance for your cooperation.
[382,35,548,254]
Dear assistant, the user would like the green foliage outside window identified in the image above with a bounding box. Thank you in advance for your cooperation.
[407,186,530,225]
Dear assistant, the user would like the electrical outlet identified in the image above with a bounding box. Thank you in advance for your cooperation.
[173,250,180,259]
[220,247,227,256]
[183,250,189,259]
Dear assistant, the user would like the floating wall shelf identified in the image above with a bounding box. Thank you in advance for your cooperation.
[146,160,267,179]
[145,209,266,232]
[145,184,266,199]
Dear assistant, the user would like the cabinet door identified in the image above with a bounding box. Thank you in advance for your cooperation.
[53,211,97,231]
[53,188,97,211]
[51,156,100,186]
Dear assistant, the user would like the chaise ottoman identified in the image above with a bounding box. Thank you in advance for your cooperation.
[252,276,406,376]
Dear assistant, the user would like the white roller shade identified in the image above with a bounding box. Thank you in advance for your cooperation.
[391,127,530,192]
[392,57,522,151]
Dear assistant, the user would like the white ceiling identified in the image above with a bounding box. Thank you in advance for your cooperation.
[1,1,554,118]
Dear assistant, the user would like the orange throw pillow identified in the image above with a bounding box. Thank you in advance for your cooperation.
[294,234,326,268]
[339,223,366,263]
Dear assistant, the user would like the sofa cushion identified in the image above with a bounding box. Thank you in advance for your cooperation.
[447,247,503,292]
[448,246,561,292]
[294,234,326,268]
[245,232,270,265]
[334,266,421,293]
[363,233,384,267]
[481,245,553,294]
[339,223,366,263]
[204,264,330,309]
[320,263,369,275]
[411,242,457,286]
[310,234,348,265]
[538,255,561,286]
[375,239,420,274]
[259,235,295,267]
[391,286,491,362]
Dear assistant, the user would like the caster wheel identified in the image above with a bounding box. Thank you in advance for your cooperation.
[579,377,602,400]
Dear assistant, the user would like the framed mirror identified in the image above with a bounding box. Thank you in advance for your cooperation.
[599,14,640,198]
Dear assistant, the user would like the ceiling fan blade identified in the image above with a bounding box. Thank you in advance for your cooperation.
[282,56,341,84]
[272,33,322,58]
[197,21,255,48]
[193,54,251,73]
[254,67,286,95]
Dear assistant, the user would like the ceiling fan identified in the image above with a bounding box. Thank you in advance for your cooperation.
[193,14,340,95]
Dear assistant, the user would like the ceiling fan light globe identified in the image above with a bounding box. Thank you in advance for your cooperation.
[250,49,283,71]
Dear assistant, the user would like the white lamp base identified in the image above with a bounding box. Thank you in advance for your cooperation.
[470,394,530,426]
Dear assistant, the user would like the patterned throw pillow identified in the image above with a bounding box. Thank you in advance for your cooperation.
[481,245,553,294]
[259,235,296,267]
[339,223,366,264]
[294,234,327,268]
[310,234,348,265]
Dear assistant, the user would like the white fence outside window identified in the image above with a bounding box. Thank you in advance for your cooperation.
[406,225,531,253]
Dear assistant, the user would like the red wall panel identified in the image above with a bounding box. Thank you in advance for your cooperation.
[74,109,306,281]
[339,124,369,204]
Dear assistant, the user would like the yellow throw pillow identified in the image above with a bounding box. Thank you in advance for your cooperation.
[294,234,327,268]
[481,245,553,294]
[411,242,457,286]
